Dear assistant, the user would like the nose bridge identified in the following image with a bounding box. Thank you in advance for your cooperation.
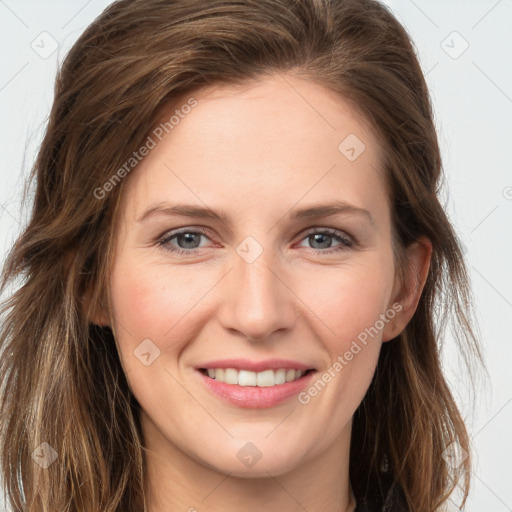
[219,236,296,340]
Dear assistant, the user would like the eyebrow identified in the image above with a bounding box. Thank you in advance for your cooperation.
[136,200,374,226]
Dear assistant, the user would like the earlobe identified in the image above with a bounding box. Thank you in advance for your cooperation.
[82,286,111,327]
[89,304,111,327]
[64,250,111,327]
[382,236,432,342]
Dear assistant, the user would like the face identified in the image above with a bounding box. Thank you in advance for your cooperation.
[106,73,403,478]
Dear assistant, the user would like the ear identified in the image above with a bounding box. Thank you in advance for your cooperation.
[64,250,111,327]
[382,236,432,342]
[83,286,111,327]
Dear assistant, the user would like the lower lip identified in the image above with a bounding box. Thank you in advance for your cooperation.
[197,370,316,408]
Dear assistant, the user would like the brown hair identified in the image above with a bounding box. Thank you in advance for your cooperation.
[0,0,483,510]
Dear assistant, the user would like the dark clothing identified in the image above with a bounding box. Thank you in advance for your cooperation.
[354,479,408,511]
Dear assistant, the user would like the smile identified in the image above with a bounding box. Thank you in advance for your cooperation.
[199,367,314,386]
[196,365,317,408]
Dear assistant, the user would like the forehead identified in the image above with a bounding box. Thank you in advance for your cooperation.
[119,73,388,220]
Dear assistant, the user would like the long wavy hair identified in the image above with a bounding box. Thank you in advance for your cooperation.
[0,0,483,510]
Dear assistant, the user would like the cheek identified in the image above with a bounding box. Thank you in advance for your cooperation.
[289,258,395,444]
[296,257,395,349]
[108,258,207,361]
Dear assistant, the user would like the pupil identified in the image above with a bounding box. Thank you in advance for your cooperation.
[180,233,200,249]
[312,233,331,249]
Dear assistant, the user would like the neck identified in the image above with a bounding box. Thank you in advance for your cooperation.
[141,411,356,512]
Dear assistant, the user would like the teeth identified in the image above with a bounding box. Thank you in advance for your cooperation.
[205,368,307,386]
[275,368,286,385]
[256,369,274,387]
[224,368,238,385]
[239,370,257,386]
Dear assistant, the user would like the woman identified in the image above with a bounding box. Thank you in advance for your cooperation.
[0,0,483,510]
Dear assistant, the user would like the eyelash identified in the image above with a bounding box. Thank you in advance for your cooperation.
[156,227,354,255]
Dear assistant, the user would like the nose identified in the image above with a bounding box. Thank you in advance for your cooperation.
[217,247,297,342]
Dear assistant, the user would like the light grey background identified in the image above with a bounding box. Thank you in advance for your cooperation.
[0,1,510,510]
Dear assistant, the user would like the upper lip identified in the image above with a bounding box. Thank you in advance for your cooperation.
[196,358,315,372]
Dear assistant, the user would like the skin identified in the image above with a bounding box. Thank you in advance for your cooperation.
[95,73,431,511]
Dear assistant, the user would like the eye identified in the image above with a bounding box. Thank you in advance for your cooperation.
[296,228,354,254]
[157,227,213,255]
[156,226,355,256]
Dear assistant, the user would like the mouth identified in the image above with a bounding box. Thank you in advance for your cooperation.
[198,367,316,387]
[195,364,318,408]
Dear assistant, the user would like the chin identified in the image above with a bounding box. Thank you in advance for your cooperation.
[194,437,309,478]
